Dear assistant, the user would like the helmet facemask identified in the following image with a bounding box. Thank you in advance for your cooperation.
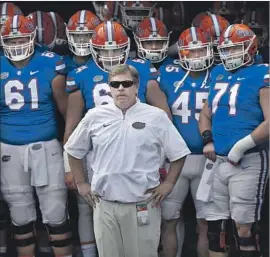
[134,34,170,63]
[91,39,130,72]
[179,42,213,71]
[120,4,155,30]
[218,36,255,71]
[66,28,92,56]
[2,30,36,61]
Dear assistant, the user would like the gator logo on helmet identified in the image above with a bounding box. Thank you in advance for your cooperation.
[25,21,35,32]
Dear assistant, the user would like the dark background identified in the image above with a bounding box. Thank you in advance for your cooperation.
[14,1,270,25]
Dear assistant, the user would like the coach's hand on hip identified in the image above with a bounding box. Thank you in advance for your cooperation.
[77,182,99,207]
[145,181,174,207]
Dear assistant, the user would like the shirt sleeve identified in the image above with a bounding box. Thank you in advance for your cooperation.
[156,111,191,162]
[64,111,94,159]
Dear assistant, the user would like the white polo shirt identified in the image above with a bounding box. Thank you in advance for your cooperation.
[64,102,190,203]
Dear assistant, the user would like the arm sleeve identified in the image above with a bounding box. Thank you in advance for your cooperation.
[64,111,94,159]
[157,111,191,161]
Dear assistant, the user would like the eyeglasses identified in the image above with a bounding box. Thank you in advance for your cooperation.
[109,80,134,88]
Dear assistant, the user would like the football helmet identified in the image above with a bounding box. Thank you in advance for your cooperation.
[242,9,268,48]
[178,26,213,71]
[0,2,23,27]
[1,15,36,61]
[66,10,100,56]
[134,17,170,63]
[119,1,156,30]
[90,21,130,72]
[192,11,212,27]
[218,24,258,70]
[92,1,120,21]
[48,12,67,48]
[199,14,230,64]
[28,11,56,50]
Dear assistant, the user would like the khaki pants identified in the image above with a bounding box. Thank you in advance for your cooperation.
[93,199,161,257]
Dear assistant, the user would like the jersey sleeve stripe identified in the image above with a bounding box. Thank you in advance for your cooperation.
[55,63,66,71]
[66,80,76,86]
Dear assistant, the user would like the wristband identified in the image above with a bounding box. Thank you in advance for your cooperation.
[202,130,213,146]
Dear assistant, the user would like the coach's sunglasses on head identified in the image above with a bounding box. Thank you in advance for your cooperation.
[109,80,134,88]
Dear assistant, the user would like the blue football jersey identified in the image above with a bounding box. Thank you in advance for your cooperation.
[0,48,3,57]
[0,51,66,145]
[63,55,92,73]
[35,43,49,53]
[159,63,210,154]
[66,58,158,111]
[254,53,263,64]
[208,63,269,156]
[159,56,180,69]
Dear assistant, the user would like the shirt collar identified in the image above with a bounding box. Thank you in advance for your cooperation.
[112,100,140,116]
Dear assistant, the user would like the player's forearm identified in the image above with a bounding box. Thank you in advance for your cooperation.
[146,80,173,120]
[63,118,81,144]
[251,119,269,146]
[68,154,86,185]
[165,157,186,185]
[63,99,84,144]
[199,103,212,134]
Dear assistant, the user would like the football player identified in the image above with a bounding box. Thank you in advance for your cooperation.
[65,10,100,72]
[92,1,120,22]
[133,17,171,69]
[119,1,156,31]
[197,13,230,64]
[0,15,72,257]
[199,24,269,257]
[48,11,69,55]
[27,11,56,53]
[0,2,23,57]
[64,9,101,257]
[158,26,214,257]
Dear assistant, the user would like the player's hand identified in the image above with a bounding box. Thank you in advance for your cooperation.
[145,181,174,207]
[203,142,216,162]
[77,182,99,208]
[64,171,77,190]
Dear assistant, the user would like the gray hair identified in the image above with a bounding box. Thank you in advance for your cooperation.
[108,64,139,87]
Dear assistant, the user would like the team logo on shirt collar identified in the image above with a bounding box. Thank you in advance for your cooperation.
[216,74,224,81]
[0,72,9,80]
[93,75,103,82]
